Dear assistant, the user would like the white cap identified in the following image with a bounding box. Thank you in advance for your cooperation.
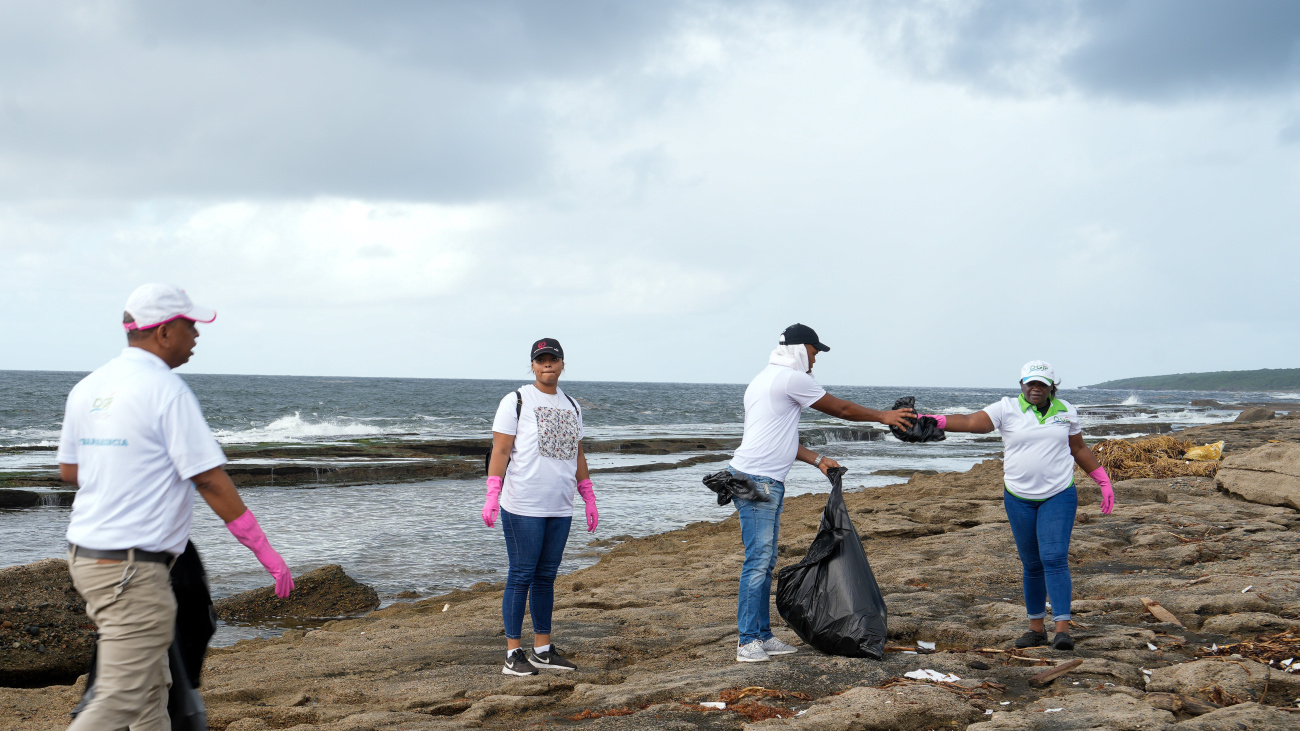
[123,284,216,332]
[1020,360,1056,385]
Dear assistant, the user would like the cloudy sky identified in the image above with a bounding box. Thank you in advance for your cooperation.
[3,1,1298,387]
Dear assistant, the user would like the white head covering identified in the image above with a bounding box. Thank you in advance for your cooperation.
[769,342,810,373]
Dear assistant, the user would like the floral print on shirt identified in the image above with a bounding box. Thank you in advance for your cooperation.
[534,406,580,460]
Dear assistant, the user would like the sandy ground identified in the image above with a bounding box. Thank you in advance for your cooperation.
[3,449,1300,729]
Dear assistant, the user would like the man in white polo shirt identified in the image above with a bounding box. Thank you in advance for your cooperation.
[58,284,295,730]
[728,324,915,663]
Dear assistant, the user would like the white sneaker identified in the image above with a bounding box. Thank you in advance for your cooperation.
[761,637,798,655]
[736,640,770,663]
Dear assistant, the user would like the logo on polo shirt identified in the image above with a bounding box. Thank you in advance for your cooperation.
[80,438,129,447]
[91,393,116,412]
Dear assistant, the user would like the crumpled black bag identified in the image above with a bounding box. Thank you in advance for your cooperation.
[702,469,771,506]
[775,467,888,658]
[72,541,214,730]
[888,396,946,443]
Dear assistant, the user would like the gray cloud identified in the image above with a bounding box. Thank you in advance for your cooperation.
[867,0,1300,99]
[0,1,692,202]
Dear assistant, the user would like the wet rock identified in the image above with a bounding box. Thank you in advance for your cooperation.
[1197,612,1292,636]
[1147,658,1300,704]
[1235,407,1275,423]
[1215,442,1300,509]
[214,565,379,620]
[1172,702,1300,730]
[746,683,983,730]
[0,559,93,687]
[968,692,1174,729]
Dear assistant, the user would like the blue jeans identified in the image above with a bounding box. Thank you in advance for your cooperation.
[1003,485,1077,622]
[500,508,572,640]
[729,466,784,646]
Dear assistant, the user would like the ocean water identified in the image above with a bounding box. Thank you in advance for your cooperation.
[0,369,1262,643]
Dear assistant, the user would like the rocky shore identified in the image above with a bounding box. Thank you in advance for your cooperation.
[2,425,1299,729]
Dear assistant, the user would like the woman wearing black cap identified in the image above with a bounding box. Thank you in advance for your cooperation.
[482,338,598,676]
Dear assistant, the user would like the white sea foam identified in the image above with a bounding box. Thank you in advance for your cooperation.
[1121,394,1143,406]
[213,412,390,443]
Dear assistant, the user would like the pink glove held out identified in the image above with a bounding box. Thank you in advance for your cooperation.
[1089,466,1115,515]
[920,414,948,430]
[483,476,503,528]
[576,479,598,532]
[226,510,295,598]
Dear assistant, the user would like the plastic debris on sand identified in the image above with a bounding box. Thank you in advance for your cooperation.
[903,669,961,683]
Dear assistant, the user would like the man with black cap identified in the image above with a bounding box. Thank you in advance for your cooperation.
[728,324,914,663]
[58,284,295,729]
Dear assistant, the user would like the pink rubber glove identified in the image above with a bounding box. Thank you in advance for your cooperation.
[483,476,503,527]
[576,479,598,532]
[920,414,947,430]
[1089,467,1115,515]
[226,510,295,598]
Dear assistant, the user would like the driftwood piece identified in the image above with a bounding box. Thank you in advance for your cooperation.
[1140,597,1186,628]
[1145,692,1220,716]
[1027,658,1083,687]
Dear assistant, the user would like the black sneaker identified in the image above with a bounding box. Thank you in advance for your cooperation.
[503,648,538,676]
[528,646,577,671]
[1014,630,1049,648]
[1052,632,1074,651]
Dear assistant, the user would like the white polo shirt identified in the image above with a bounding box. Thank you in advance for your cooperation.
[729,364,828,483]
[57,347,227,556]
[983,395,1082,500]
[492,385,584,518]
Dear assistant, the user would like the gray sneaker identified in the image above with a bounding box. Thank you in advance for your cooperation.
[736,640,770,663]
[761,637,798,655]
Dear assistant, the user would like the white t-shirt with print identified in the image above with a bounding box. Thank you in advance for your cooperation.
[58,347,228,556]
[983,395,1083,500]
[492,384,584,518]
[729,364,828,483]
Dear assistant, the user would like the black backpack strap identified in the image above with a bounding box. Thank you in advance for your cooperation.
[515,390,523,419]
[563,393,580,418]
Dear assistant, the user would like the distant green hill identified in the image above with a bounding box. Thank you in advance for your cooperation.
[1089,368,1300,392]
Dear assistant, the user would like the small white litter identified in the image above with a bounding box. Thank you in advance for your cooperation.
[903,669,961,683]
[1045,708,1064,713]
[917,640,936,651]
[1242,585,1253,593]
[1001,701,1011,705]
[1282,658,1294,667]
[796,710,807,716]
[985,709,994,715]
[1147,642,1158,651]
[1104,683,1115,687]
[902,651,918,655]
[442,604,450,612]
[700,702,725,709]
[1210,643,1219,652]
[1142,669,1152,675]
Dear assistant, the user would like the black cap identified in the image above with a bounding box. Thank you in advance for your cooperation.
[781,323,829,352]
[531,338,564,360]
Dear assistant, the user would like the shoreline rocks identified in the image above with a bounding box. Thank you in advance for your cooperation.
[0,560,93,688]
[1215,441,1300,510]
[215,565,379,621]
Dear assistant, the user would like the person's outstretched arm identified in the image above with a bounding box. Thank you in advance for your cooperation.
[1070,432,1114,514]
[934,411,996,434]
[810,394,915,430]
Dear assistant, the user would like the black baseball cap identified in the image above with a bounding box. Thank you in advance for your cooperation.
[781,323,829,352]
[531,338,564,360]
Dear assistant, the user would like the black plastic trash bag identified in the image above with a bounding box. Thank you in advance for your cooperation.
[72,541,214,730]
[702,469,771,506]
[888,396,946,443]
[775,467,888,658]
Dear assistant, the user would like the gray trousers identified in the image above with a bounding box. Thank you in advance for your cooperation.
[67,553,176,731]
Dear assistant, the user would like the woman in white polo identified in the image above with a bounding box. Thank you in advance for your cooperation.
[920,361,1115,651]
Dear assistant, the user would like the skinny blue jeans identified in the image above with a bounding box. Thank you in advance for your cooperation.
[1003,485,1077,622]
[728,466,784,646]
[500,508,572,640]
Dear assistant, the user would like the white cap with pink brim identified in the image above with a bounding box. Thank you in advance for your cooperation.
[123,283,217,331]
